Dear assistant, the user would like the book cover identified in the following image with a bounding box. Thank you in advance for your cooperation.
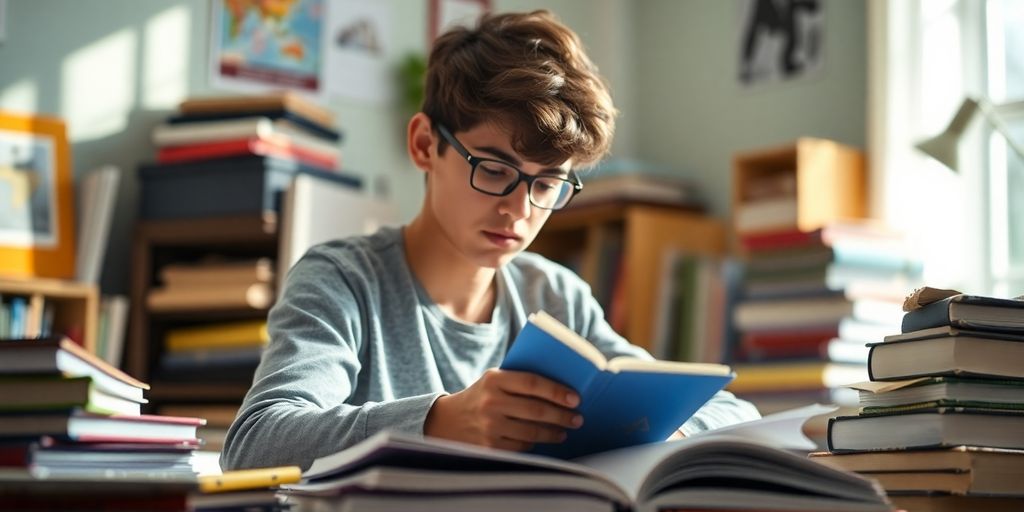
[178,92,335,129]
[499,311,734,459]
[0,375,144,415]
[867,333,1024,380]
[166,109,341,141]
[147,282,274,312]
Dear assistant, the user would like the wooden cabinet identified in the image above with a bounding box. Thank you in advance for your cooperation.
[732,138,866,239]
[530,203,726,353]
[0,277,99,351]
[126,214,278,406]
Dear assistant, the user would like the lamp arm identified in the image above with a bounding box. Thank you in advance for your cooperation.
[976,98,1024,163]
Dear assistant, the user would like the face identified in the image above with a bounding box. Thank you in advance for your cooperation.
[420,120,573,269]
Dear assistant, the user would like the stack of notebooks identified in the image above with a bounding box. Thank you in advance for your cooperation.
[728,221,921,433]
[0,336,297,510]
[140,91,360,220]
[811,288,1024,511]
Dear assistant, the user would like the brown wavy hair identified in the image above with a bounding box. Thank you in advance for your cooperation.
[423,10,617,168]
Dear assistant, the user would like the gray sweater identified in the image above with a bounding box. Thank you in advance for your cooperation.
[220,227,759,470]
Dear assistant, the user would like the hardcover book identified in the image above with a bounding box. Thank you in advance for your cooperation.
[499,311,734,459]
[901,294,1024,333]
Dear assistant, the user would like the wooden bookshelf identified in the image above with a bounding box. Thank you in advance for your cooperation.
[732,138,866,240]
[126,214,279,409]
[0,276,99,352]
[530,202,726,352]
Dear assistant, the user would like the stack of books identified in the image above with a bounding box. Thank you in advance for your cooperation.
[811,288,1024,510]
[0,337,298,510]
[727,221,921,429]
[566,158,705,211]
[147,257,275,313]
[140,91,360,220]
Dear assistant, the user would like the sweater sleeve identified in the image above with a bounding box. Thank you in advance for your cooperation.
[219,248,442,471]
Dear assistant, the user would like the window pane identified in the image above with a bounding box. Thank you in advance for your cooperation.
[1000,0,1024,98]
[1008,121,1024,269]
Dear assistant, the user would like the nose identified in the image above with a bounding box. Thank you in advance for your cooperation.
[497,180,532,220]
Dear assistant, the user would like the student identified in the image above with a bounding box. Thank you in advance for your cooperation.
[221,10,759,471]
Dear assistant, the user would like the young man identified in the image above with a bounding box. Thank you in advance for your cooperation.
[221,10,759,471]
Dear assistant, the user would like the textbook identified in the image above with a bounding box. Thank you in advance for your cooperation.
[868,328,1024,380]
[500,311,734,458]
[900,293,1024,333]
[287,405,893,512]
[0,337,148,402]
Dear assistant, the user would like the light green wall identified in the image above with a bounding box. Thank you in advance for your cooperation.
[0,0,866,294]
[634,0,868,217]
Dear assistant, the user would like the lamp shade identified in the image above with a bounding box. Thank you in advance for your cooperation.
[913,98,980,172]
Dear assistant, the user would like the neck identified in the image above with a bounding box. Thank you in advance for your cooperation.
[404,213,497,324]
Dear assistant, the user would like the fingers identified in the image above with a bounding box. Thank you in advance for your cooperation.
[486,369,580,409]
[499,417,567,445]
[498,394,583,430]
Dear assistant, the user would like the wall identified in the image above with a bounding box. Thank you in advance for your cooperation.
[0,0,866,294]
[634,0,868,217]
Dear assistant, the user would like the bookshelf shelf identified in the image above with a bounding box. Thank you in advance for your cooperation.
[531,202,725,353]
[127,215,279,412]
[0,276,99,352]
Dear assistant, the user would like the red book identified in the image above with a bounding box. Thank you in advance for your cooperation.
[735,328,837,361]
[740,228,823,252]
[157,137,339,169]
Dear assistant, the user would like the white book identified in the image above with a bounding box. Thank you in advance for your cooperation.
[152,116,340,156]
[735,197,798,233]
[101,295,130,368]
[75,165,120,284]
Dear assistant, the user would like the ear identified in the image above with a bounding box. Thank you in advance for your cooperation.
[407,112,436,174]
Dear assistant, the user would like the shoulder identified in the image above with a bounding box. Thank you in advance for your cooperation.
[294,227,402,278]
[505,251,595,312]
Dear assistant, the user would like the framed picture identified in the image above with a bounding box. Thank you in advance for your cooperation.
[429,0,491,44]
[210,0,325,95]
[0,112,76,279]
[0,0,7,44]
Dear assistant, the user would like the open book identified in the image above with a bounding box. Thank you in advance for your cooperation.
[499,311,734,458]
[284,405,892,512]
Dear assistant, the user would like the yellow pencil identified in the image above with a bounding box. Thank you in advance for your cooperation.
[198,465,302,493]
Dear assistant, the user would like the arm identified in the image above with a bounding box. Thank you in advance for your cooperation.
[219,249,440,471]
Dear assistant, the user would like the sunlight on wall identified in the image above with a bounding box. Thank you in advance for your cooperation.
[0,79,39,113]
[143,5,190,109]
[62,29,137,142]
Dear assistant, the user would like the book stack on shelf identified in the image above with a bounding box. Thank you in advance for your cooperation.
[566,159,705,211]
[0,337,298,510]
[141,91,360,221]
[153,317,269,388]
[811,288,1024,510]
[728,221,921,420]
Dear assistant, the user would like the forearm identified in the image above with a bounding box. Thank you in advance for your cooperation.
[220,392,443,471]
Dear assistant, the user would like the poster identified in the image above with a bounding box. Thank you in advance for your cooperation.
[211,0,325,94]
[323,0,394,104]
[738,0,824,87]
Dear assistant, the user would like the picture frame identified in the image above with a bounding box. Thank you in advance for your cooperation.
[428,0,491,45]
[0,111,77,279]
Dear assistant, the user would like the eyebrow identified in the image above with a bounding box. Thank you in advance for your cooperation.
[474,145,569,176]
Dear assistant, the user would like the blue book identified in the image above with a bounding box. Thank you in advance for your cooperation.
[901,294,1024,334]
[500,311,735,459]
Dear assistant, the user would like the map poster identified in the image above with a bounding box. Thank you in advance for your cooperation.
[211,0,325,95]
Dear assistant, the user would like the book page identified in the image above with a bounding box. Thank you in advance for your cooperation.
[606,357,732,375]
[529,312,607,369]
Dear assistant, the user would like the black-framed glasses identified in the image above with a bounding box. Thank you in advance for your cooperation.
[436,124,582,210]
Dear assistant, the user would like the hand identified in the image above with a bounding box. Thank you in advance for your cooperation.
[424,368,584,451]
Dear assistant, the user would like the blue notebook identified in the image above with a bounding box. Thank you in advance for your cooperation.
[500,311,735,459]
